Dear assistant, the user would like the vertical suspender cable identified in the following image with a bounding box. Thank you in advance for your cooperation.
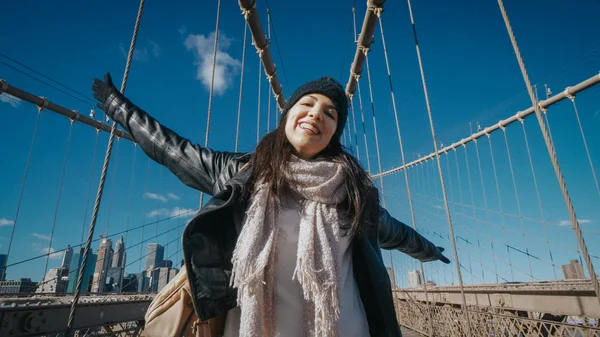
[267,8,272,133]
[256,57,262,145]
[235,22,248,152]
[119,143,137,291]
[405,0,472,334]
[3,106,42,280]
[42,119,74,287]
[496,0,600,304]
[375,15,435,334]
[80,130,100,244]
[66,0,145,332]
[199,0,222,208]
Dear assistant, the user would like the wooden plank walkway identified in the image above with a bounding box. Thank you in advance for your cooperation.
[401,327,426,337]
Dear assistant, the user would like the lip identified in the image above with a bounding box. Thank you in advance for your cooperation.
[298,120,321,135]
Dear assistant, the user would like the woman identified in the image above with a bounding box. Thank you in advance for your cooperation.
[92,73,449,337]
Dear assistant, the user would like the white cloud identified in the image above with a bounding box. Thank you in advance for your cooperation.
[184,32,241,95]
[120,40,162,62]
[170,207,196,218]
[144,192,167,202]
[148,207,196,219]
[167,192,180,201]
[32,233,51,241]
[0,218,14,227]
[559,219,592,227]
[0,93,22,108]
[40,247,63,260]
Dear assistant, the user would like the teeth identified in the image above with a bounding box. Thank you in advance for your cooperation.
[300,123,319,135]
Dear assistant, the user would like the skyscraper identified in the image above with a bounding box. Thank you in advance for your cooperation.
[0,254,7,281]
[66,249,97,293]
[61,246,73,270]
[91,237,113,293]
[111,235,126,269]
[408,270,424,288]
[562,259,585,280]
[144,243,164,271]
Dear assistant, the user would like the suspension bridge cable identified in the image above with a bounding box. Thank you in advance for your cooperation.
[199,0,222,209]
[256,56,262,145]
[405,0,472,334]
[460,146,488,283]
[119,143,138,291]
[80,130,100,243]
[42,119,75,285]
[496,0,600,304]
[264,0,290,98]
[355,82,371,173]
[338,1,358,81]
[350,96,360,159]
[3,105,42,282]
[0,59,97,107]
[0,52,98,105]
[67,0,146,331]
[267,8,272,133]
[103,137,122,236]
[451,149,478,284]
[472,135,500,283]
[486,135,515,281]
[519,121,558,279]
[568,97,600,200]
[138,157,151,280]
[235,22,248,152]
[501,128,534,280]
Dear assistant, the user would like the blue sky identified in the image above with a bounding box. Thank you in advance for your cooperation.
[0,0,599,287]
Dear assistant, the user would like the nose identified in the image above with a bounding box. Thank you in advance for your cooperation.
[307,104,325,121]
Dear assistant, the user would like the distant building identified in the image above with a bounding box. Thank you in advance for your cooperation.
[156,267,171,292]
[105,267,123,292]
[0,278,37,294]
[562,260,585,280]
[169,268,179,283]
[425,280,437,288]
[162,260,173,269]
[408,270,424,289]
[61,246,73,270]
[121,274,138,293]
[145,244,164,271]
[0,254,7,281]
[91,237,113,293]
[111,235,126,270]
[66,249,97,293]
[36,267,69,294]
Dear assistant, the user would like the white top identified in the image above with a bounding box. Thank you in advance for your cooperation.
[223,196,370,337]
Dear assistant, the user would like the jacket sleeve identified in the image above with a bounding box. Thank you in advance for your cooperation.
[103,90,245,195]
[378,206,441,262]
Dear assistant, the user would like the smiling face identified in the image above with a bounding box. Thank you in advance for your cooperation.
[284,93,338,159]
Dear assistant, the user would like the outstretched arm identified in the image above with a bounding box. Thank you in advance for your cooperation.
[378,206,450,264]
[93,73,246,195]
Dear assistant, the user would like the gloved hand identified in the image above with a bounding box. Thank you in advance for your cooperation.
[92,73,118,109]
[437,247,451,264]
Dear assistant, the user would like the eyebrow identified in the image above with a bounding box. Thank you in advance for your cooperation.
[307,95,337,112]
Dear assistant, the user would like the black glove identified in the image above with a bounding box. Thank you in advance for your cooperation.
[437,247,451,264]
[92,73,117,108]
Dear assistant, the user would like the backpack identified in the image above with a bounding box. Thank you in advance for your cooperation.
[141,267,226,337]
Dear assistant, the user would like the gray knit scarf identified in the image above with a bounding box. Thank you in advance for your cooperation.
[230,155,347,337]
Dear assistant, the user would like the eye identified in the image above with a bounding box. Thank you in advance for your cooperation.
[325,111,336,120]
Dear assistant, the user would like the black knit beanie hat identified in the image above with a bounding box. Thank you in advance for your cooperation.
[280,76,348,142]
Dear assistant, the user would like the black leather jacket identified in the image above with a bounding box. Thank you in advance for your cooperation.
[104,91,445,337]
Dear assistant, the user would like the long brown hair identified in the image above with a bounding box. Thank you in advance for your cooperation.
[242,113,373,237]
